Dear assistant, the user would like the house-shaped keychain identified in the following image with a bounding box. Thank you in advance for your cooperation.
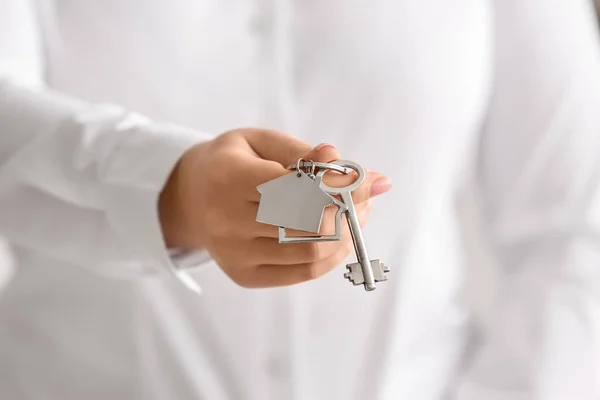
[256,170,335,234]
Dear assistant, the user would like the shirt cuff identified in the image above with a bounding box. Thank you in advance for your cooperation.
[100,118,214,290]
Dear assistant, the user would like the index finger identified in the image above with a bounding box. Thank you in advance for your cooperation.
[247,159,388,204]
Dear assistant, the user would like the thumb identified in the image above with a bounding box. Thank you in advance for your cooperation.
[242,129,313,166]
[302,143,340,164]
[241,128,389,201]
[242,129,341,167]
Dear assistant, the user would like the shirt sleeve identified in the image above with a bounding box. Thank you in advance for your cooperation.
[0,0,213,285]
[454,1,600,399]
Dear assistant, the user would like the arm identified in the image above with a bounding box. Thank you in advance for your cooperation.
[0,0,209,280]
[455,1,600,399]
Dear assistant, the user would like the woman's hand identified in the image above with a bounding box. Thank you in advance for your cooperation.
[159,128,391,288]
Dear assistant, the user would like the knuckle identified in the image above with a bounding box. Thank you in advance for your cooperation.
[228,269,256,288]
[219,262,238,280]
[305,263,325,281]
[205,209,234,239]
[304,242,321,261]
[215,129,243,145]
[208,156,234,185]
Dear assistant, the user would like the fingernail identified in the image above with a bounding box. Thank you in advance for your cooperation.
[370,177,392,197]
[313,143,336,152]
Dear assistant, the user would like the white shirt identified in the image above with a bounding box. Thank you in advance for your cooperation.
[1,1,600,399]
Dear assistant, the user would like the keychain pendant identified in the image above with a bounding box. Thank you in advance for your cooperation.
[256,169,334,234]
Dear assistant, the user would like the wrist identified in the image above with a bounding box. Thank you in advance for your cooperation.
[158,158,186,249]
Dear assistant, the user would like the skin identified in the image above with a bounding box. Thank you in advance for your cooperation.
[159,128,392,288]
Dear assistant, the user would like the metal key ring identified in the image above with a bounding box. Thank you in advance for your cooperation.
[315,160,365,195]
[294,158,306,176]
[287,160,353,176]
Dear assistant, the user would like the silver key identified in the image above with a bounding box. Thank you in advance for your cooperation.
[315,160,389,291]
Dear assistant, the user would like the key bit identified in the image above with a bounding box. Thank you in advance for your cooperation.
[344,260,389,289]
[371,260,390,281]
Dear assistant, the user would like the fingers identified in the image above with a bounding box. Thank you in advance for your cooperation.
[239,200,371,238]
[237,201,371,265]
[318,169,392,203]
[244,161,391,203]
[237,127,340,167]
[238,132,341,195]
[233,201,318,238]
[247,244,353,288]
[222,200,372,288]
[350,174,392,204]
[227,128,392,205]
[231,238,340,266]
[185,128,389,290]
[303,142,391,203]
